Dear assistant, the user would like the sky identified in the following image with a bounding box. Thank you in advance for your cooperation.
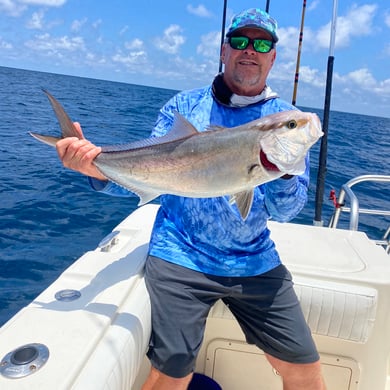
[1,0,390,118]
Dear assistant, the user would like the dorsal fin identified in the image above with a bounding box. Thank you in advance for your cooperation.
[102,111,199,153]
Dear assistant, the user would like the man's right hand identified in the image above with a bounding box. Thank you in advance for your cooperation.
[56,122,107,181]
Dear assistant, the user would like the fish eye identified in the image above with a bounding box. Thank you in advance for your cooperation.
[286,120,297,129]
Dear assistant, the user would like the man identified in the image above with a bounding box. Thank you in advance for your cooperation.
[56,8,326,390]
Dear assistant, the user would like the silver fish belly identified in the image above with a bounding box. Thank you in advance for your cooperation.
[30,90,322,220]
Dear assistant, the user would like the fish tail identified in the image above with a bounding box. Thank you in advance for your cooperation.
[29,90,80,147]
[29,132,61,147]
[42,89,80,139]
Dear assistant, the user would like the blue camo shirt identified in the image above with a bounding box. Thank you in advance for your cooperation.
[91,84,310,277]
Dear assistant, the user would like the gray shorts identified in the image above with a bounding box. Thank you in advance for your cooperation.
[144,255,319,378]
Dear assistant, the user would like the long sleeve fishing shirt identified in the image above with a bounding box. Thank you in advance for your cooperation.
[90,83,310,277]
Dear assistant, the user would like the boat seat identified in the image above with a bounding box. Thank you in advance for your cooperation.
[208,277,378,343]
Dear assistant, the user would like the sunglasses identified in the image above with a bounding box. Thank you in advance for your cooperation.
[228,36,275,53]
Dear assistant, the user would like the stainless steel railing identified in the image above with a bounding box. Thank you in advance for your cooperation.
[328,175,390,253]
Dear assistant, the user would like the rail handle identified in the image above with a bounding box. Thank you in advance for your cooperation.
[329,175,390,233]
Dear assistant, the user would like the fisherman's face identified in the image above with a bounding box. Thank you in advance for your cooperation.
[221,28,276,96]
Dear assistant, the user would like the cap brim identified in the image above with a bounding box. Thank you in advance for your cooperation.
[226,26,278,42]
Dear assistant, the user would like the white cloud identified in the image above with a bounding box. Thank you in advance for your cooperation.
[0,36,13,49]
[307,0,320,12]
[71,18,87,33]
[125,38,143,50]
[112,50,148,66]
[341,68,390,96]
[119,25,129,36]
[0,0,65,16]
[112,40,148,69]
[322,67,390,115]
[0,0,26,16]
[346,68,376,87]
[85,51,106,65]
[316,4,377,49]
[375,79,390,96]
[298,65,325,88]
[271,61,296,82]
[155,25,185,54]
[20,0,65,5]
[277,26,301,60]
[187,4,212,18]
[25,33,85,53]
[385,12,390,28]
[92,19,102,29]
[152,55,216,85]
[196,31,220,59]
[26,10,44,29]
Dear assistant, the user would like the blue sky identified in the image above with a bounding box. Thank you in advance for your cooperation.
[1,0,389,118]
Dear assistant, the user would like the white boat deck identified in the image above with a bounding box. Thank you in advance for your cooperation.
[1,204,389,389]
[193,221,390,390]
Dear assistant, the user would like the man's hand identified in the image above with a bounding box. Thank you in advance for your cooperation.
[56,122,107,181]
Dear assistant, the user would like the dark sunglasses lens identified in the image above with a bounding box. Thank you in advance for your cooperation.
[253,39,273,53]
[229,37,273,53]
[229,36,249,50]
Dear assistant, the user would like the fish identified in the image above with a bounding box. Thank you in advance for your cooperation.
[30,90,323,220]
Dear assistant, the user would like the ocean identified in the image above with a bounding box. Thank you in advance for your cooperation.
[0,66,389,326]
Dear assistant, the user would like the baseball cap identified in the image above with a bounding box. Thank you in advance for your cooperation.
[226,8,279,43]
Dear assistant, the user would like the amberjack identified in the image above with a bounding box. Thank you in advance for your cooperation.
[30,90,323,220]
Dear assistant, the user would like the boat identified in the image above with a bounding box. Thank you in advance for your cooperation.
[0,174,389,389]
[1,1,389,388]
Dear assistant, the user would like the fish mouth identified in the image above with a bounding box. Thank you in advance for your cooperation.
[311,114,324,138]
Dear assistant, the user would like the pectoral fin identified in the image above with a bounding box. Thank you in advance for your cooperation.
[230,190,254,220]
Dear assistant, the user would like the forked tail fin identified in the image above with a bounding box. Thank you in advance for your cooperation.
[29,90,80,147]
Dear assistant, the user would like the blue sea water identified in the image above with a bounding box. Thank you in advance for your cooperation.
[0,66,389,326]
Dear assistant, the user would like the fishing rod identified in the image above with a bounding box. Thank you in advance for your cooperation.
[217,0,337,226]
[218,0,228,73]
[314,0,339,225]
[292,0,307,106]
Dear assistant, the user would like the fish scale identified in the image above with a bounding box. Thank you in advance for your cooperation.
[30,90,323,220]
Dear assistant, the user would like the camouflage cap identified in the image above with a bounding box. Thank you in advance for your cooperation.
[226,8,279,43]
